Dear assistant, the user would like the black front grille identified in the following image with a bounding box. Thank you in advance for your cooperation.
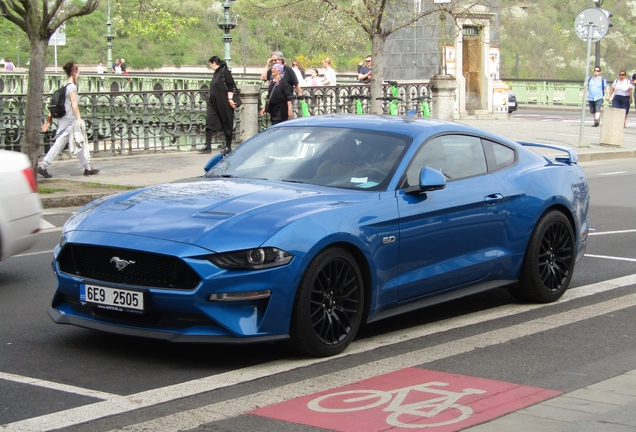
[58,244,201,290]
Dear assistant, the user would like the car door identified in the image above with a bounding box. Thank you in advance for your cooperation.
[396,134,509,302]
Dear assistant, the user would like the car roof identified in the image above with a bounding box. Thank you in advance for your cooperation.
[274,114,517,145]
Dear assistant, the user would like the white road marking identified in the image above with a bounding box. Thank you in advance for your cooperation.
[585,254,636,263]
[2,273,636,432]
[0,372,117,401]
[109,292,636,432]
[41,227,62,234]
[39,219,55,230]
[588,229,636,236]
[12,250,54,258]
[597,171,628,176]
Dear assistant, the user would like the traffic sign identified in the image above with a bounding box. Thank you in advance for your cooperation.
[574,7,610,42]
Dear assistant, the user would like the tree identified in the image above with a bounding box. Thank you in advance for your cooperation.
[0,0,200,170]
[321,0,493,113]
[0,0,101,168]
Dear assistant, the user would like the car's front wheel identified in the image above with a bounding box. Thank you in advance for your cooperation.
[510,210,575,303]
[289,247,364,357]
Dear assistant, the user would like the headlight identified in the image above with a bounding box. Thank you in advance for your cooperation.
[208,248,293,270]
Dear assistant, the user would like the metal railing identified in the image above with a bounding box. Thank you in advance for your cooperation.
[504,79,588,106]
[0,82,432,154]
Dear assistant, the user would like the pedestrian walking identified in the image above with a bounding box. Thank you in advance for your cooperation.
[38,61,99,178]
[321,58,337,86]
[260,63,293,125]
[199,56,238,155]
[607,70,633,128]
[587,66,607,127]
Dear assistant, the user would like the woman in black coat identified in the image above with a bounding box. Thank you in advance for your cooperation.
[260,63,293,125]
[199,56,238,154]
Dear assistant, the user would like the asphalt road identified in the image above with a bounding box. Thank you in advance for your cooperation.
[0,158,635,432]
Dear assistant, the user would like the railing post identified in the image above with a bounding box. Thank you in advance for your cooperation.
[430,75,457,121]
[238,84,261,143]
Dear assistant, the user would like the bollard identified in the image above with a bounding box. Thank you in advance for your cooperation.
[599,107,624,147]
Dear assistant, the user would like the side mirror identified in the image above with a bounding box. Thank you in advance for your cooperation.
[405,167,446,195]
[204,153,224,173]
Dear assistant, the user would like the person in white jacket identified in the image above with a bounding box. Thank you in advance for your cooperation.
[38,61,99,178]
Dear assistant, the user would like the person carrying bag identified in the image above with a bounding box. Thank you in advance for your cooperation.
[199,56,238,154]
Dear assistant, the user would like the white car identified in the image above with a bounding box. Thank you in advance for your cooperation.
[0,150,42,260]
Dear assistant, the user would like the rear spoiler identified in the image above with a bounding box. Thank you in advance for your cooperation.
[518,142,578,164]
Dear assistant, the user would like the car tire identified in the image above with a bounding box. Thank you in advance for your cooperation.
[510,211,575,303]
[289,247,364,357]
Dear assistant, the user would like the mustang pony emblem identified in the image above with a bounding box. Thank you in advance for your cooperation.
[110,257,135,271]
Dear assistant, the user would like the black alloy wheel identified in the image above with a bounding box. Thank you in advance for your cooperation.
[290,247,364,357]
[510,210,575,303]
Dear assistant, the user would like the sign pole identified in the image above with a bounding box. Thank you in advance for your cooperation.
[579,24,593,147]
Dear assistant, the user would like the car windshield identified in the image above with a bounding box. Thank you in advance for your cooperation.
[205,127,410,191]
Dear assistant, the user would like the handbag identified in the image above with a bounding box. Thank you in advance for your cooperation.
[223,72,242,108]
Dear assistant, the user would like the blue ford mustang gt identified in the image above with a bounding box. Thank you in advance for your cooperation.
[49,115,589,357]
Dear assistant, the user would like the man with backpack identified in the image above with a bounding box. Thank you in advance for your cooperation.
[38,61,99,178]
[588,66,608,127]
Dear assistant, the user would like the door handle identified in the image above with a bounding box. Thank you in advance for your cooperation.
[484,193,504,205]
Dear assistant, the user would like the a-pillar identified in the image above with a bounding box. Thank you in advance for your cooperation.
[430,75,457,121]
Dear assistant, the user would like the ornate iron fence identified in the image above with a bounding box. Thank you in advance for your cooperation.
[1,82,433,155]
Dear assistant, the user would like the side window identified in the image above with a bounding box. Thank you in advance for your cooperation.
[482,139,516,171]
[404,135,487,186]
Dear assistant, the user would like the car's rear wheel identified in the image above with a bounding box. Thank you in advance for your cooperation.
[510,211,575,303]
[289,247,364,357]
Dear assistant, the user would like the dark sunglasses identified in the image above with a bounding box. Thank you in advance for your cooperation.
[620,73,626,76]
[594,69,600,72]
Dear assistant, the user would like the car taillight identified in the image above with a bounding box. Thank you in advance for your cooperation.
[22,167,38,192]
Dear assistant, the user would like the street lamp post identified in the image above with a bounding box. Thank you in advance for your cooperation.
[217,0,237,71]
[105,0,116,69]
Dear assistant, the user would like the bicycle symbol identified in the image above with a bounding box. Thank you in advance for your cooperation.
[307,381,486,429]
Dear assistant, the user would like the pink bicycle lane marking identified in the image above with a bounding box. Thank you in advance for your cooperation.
[250,367,562,431]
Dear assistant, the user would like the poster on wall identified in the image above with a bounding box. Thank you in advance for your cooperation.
[489,47,500,79]
[445,46,456,76]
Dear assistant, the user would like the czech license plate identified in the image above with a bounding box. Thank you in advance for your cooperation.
[80,283,144,313]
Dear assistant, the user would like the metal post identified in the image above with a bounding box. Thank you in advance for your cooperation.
[105,0,116,68]
[579,23,594,148]
[243,21,247,74]
[217,0,237,71]
[53,32,58,73]
[594,0,602,66]
[438,10,447,75]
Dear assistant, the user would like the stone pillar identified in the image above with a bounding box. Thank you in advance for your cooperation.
[430,75,457,121]
[238,84,261,143]
[600,107,624,147]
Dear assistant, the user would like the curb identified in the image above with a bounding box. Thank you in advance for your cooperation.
[40,192,116,209]
[577,149,636,162]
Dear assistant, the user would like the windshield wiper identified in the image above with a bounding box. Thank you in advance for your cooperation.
[282,179,306,184]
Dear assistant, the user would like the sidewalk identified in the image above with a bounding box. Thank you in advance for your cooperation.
[37,115,636,208]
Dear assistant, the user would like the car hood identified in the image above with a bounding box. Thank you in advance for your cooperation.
[65,179,370,252]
